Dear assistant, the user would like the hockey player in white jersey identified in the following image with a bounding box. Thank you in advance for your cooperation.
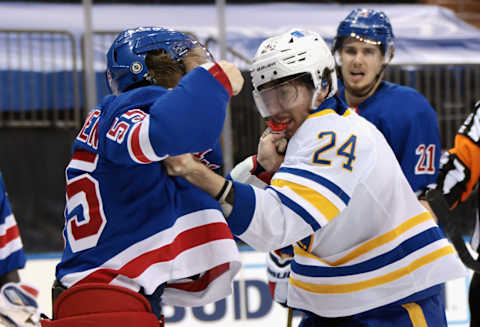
[164,29,466,326]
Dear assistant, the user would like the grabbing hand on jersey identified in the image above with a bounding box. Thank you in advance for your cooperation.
[164,153,199,177]
[164,154,229,210]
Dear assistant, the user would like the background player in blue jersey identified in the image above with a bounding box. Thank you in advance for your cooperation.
[164,28,465,327]
[40,27,244,327]
[0,173,41,326]
[332,8,441,195]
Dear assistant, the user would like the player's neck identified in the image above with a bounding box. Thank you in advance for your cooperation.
[344,77,382,107]
[345,92,369,107]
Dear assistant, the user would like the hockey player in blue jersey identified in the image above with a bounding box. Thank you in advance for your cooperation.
[0,173,41,326]
[164,29,466,327]
[40,27,244,327]
[333,8,441,195]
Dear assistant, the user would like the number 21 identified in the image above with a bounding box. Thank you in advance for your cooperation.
[415,144,436,174]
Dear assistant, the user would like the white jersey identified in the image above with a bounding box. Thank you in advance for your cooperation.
[228,103,466,317]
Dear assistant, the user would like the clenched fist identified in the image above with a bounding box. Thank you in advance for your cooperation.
[218,60,244,96]
[257,131,287,172]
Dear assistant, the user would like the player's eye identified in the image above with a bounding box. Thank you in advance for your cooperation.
[276,84,296,104]
[343,47,357,56]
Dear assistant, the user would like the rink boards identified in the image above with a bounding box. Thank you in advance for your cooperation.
[21,249,471,327]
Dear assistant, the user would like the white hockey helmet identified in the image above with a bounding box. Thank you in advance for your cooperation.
[251,29,337,118]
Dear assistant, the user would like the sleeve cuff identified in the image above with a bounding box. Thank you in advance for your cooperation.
[250,155,266,175]
[250,155,274,184]
[199,62,232,98]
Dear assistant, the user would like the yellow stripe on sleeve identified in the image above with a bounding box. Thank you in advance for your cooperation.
[271,179,339,221]
[290,245,454,294]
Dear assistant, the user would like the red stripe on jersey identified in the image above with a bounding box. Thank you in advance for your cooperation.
[268,281,276,299]
[20,284,39,298]
[72,149,96,163]
[166,262,230,292]
[208,63,232,98]
[0,225,20,248]
[77,222,234,285]
[130,123,151,164]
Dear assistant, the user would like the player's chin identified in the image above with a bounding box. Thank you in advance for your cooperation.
[346,81,371,94]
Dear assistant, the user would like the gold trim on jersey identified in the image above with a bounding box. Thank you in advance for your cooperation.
[294,211,434,266]
[297,234,315,253]
[271,179,339,221]
[401,302,428,327]
[290,245,454,294]
[308,108,352,120]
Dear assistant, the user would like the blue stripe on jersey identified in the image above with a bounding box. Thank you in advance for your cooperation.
[0,174,10,222]
[291,226,444,277]
[227,181,256,235]
[277,167,350,205]
[0,249,26,277]
[267,186,321,231]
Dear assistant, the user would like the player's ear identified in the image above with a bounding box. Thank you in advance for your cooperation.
[312,87,329,109]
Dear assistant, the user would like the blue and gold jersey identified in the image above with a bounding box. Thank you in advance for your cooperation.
[228,96,465,317]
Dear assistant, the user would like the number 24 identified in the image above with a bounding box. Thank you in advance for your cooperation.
[312,131,357,171]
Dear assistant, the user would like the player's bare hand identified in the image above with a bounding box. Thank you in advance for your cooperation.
[275,137,288,155]
[218,60,244,96]
[257,131,286,172]
[164,154,200,177]
[262,128,288,155]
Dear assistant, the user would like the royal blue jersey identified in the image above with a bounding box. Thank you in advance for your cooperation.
[339,81,441,193]
[0,173,26,277]
[56,64,241,306]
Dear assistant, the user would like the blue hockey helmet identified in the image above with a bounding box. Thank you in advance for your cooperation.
[333,8,394,58]
[106,26,198,94]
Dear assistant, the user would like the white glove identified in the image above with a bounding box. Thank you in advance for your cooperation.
[0,283,41,327]
[229,155,268,188]
[266,250,292,307]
